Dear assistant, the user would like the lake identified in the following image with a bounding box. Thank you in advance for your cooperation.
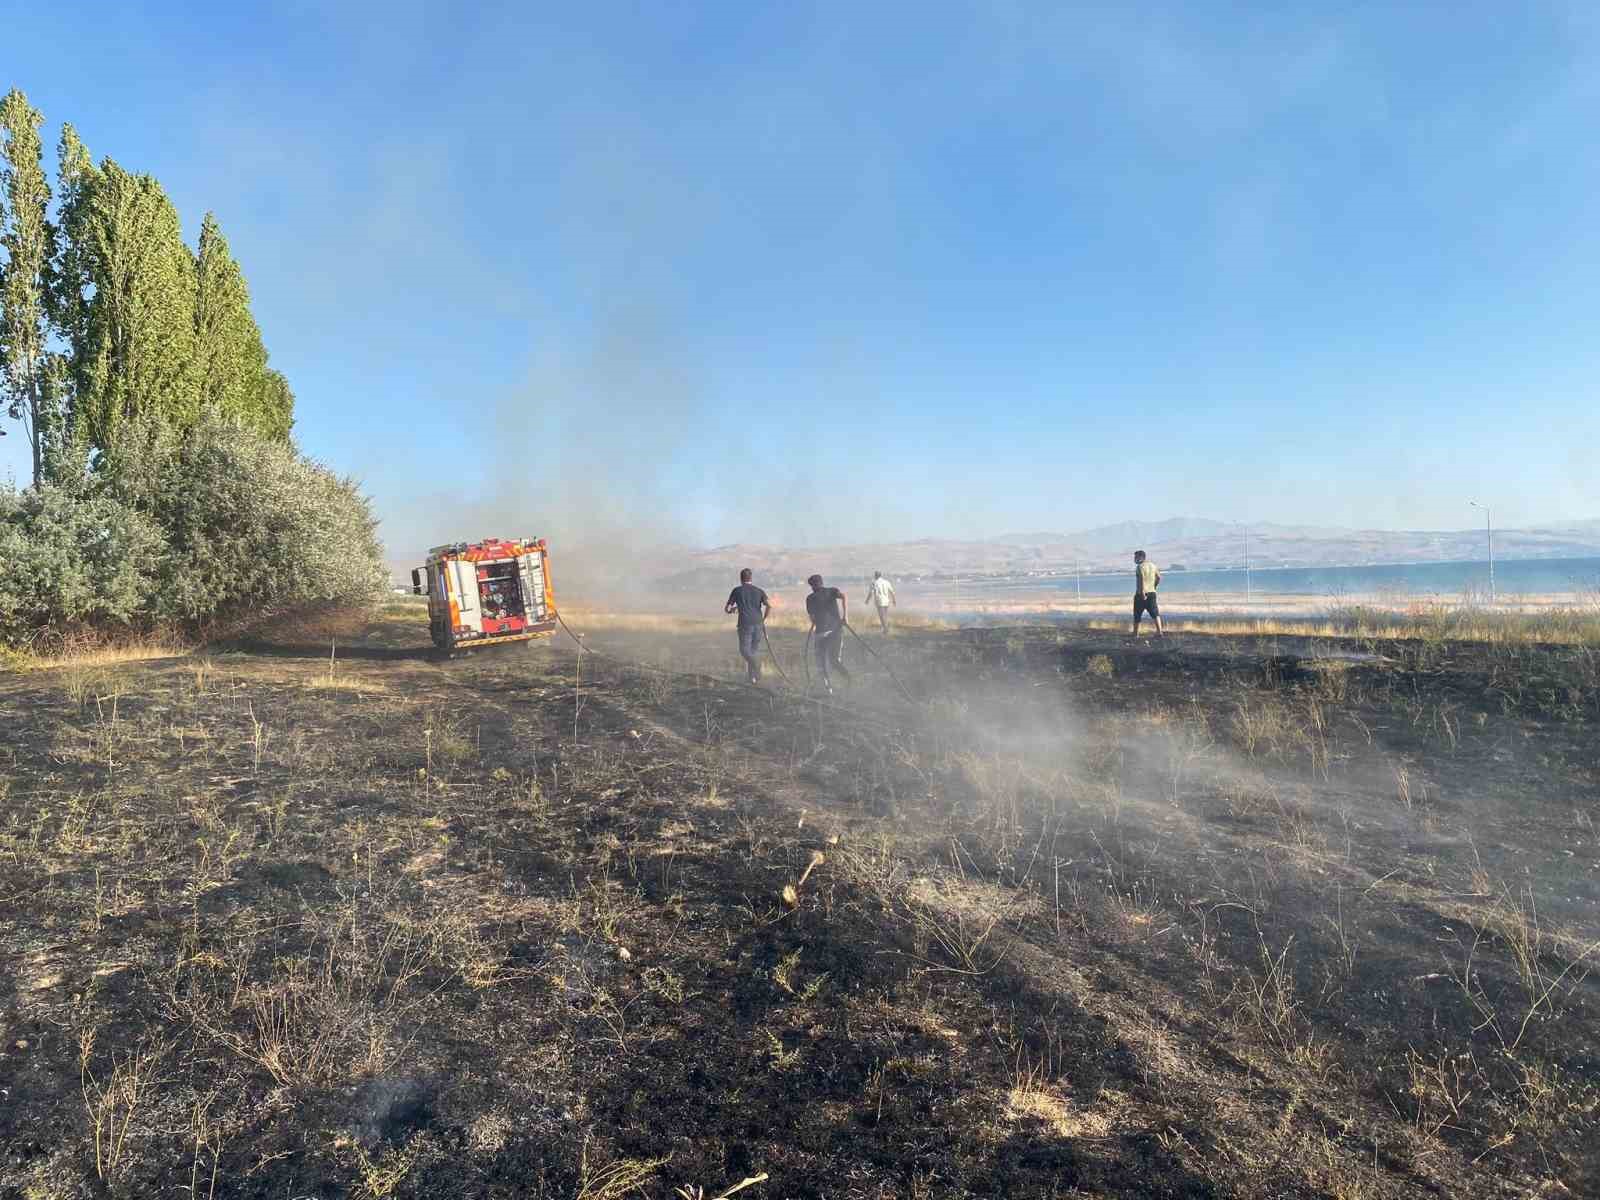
[974,557,1600,600]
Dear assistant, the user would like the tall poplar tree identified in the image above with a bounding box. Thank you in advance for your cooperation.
[49,123,98,428]
[38,118,295,463]
[69,158,199,451]
[254,366,294,441]
[194,212,266,422]
[193,213,295,440]
[0,87,62,485]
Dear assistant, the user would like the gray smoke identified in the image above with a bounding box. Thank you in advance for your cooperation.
[383,308,744,601]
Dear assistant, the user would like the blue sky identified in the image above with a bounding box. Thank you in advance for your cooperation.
[3,1,1598,552]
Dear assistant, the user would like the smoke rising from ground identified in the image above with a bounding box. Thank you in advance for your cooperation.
[384,311,734,600]
[378,308,941,603]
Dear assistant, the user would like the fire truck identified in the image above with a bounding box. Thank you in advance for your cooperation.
[411,538,557,653]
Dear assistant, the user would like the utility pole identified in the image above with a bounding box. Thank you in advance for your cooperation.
[1075,559,1081,600]
[1469,500,1494,602]
[1244,524,1251,605]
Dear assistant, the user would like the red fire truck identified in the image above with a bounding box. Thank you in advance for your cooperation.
[411,538,557,653]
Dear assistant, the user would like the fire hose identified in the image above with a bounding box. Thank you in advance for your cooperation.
[757,616,795,687]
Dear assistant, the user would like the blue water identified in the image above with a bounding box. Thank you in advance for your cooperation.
[979,557,1600,600]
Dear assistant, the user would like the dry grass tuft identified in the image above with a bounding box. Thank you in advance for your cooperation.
[353,1139,421,1198]
[79,1028,170,1183]
[674,1172,770,1200]
[1004,1063,1111,1138]
[14,634,189,673]
[576,1140,670,1200]
[1006,1071,1074,1135]
[304,672,380,694]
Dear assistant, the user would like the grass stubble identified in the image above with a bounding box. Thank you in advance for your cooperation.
[0,603,1597,1197]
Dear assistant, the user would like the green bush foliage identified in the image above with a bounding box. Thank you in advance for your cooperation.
[0,415,386,644]
[105,411,387,625]
[0,479,163,642]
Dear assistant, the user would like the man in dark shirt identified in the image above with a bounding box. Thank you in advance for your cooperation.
[724,568,771,683]
[804,574,849,693]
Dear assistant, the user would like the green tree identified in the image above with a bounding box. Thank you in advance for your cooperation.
[48,123,98,433]
[67,157,199,452]
[44,125,294,462]
[254,365,294,440]
[194,213,267,422]
[0,87,63,485]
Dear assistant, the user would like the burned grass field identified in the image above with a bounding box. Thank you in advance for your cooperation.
[2,604,1598,1198]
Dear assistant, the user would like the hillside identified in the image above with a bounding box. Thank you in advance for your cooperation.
[388,519,1600,597]
[651,518,1600,590]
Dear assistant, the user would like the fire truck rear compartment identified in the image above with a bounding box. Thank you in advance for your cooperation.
[420,539,555,652]
[476,561,527,633]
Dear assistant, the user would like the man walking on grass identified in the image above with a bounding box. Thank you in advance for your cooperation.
[805,574,849,693]
[724,568,770,683]
[1132,550,1164,638]
[864,571,896,633]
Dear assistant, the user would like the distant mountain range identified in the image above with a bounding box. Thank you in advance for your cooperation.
[651,518,1600,591]
[388,517,1600,595]
[992,518,1352,551]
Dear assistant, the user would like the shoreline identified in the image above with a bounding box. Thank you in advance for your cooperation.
[931,551,1600,581]
[911,587,1595,620]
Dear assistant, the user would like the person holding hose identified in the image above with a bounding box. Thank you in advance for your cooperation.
[1132,550,1164,638]
[724,568,771,683]
[864,570,896,633]
[805,574,849,694]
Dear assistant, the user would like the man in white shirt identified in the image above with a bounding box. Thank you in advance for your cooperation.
[1132,550,1164,638]
[864,571,896,633]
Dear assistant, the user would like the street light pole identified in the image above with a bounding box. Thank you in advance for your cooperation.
[1469,501,1494,602]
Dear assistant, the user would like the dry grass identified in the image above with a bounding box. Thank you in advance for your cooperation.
[1443,878,1600,1053]
[1089,598,1600,646]
[1005,1067,1081,1137]
[353,1140,423,1199]
[4,606,1598,1197]
[78,1029,170,1184]
[576,1141,670,1200]
[9,634,190,673]
[304,674,381,693]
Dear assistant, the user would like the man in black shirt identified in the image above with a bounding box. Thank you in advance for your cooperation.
[724,568,771,683]
[804,574,849,693]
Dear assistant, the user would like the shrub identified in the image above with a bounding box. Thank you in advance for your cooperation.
[0,480,164,643]
[105,410,387,625]
[0,413,387,646]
